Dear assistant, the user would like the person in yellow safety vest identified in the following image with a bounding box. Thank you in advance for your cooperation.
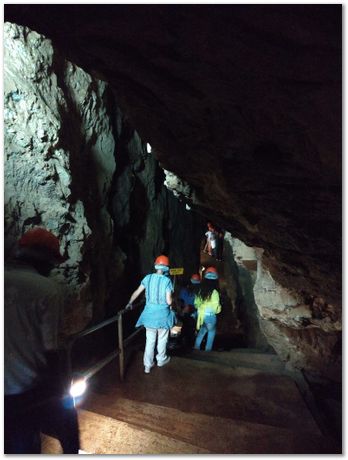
[194,267,222,351]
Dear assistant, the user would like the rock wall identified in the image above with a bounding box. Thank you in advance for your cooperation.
[224,235,270,350]
[108,111,204,307]
[4,22,204,332]
[4,22,117,332]
[255,264,341,381]
[225,236,341,379]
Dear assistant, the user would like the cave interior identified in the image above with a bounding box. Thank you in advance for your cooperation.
[3,4,342,454]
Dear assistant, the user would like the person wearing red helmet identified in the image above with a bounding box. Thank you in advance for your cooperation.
[194,267,222,351]
[127,254,174,373]
[4,227,79,454]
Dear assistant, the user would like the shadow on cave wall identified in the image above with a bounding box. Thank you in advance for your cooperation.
[222,237,272,351]
[52,49,113,320]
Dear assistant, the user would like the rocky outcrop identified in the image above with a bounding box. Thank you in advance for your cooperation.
[4,22,204,332]
[223,235,270,350]
[4,22,118,332]
[225,236,341,379]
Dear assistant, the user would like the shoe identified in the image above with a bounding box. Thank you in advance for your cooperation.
[144,364,154,374]
[157,356,171,367]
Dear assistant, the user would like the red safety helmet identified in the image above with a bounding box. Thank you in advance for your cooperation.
[190,274,201,284]
[154,255,170,272]
[204,266,218,280]
[18,227,64,261]
[154,255,170,267]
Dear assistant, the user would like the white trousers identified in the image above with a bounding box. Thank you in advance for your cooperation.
[144,328,169,368]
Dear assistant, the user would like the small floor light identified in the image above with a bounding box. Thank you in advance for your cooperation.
[70,377,87,398]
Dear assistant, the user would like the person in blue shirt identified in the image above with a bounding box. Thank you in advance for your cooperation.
[127,255,174,374]
[178,274,201,348]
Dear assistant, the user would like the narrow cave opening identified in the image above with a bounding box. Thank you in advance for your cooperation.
[3,5,342,455]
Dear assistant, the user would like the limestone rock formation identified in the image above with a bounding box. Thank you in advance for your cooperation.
[225,236,341,379]
[4,22,204,332]
[4,22,118,331]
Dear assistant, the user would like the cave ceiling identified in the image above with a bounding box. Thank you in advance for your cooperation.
[4,5,342,305]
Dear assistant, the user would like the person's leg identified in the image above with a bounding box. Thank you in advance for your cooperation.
[4,393,41,454]
[194,324,207,350]
[144,328,157,370]
[41,395,80,454]
[156,328,170,365]
[205,315,217,351]
[215,239,220,259]
[181,314,190,346]
[182,315,195,347]
[186,316,196,347]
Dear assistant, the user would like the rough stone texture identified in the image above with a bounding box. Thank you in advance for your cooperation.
[4,22,205,331]
[225,236,341,378]
[4,23,119,331]
[223,234,270,350]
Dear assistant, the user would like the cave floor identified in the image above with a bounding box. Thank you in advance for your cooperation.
[43,349,339,454]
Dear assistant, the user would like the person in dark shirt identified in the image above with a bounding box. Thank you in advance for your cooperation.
[178,274,201,348]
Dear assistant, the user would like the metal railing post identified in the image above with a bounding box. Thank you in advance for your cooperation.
[67,301,144,384]
[118,313,125,381]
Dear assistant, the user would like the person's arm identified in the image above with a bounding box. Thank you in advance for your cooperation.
[166,290,173,308]
[211,290,222,314]
[194,296,202,310]
[127,284,145,308]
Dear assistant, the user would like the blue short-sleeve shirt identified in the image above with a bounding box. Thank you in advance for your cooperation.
[179,287,195,306]
[135,274,174,329]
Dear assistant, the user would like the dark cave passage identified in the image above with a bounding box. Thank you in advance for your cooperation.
[3,4,342,455]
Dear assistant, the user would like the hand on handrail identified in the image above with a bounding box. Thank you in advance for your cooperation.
[124,299,144,312]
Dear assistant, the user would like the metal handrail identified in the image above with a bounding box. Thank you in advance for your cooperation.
[66,301,144,383]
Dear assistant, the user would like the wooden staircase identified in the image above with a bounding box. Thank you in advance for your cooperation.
[42,350,340,454]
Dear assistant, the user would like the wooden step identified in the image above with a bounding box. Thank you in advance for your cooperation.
[82,395,339,454]
[186,348,285,373]
[41,409,210,454]
[92,352,320,434]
